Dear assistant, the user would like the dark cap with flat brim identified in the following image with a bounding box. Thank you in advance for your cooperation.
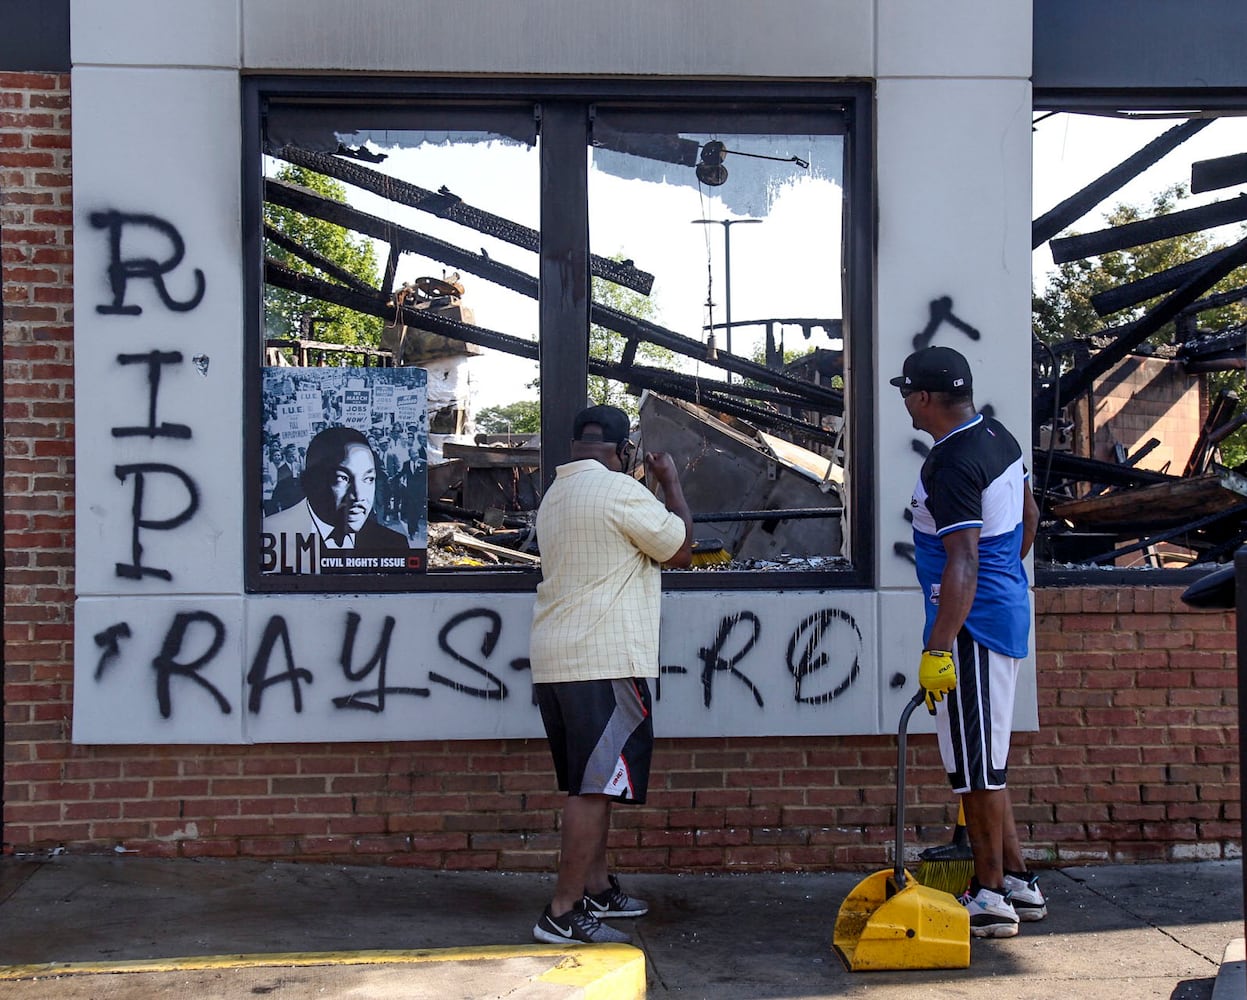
[889,346,973,392]
[572,404,631,444]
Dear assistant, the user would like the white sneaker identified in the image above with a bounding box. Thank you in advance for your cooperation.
[959,885,1019,938]
[1003,872,1048,921]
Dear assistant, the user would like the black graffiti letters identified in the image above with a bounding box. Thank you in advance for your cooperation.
[114,463,201,580]
[787,609,861,705]
[698,612,764,709]
[152,611,231,718]
[333,612,430,711]
[93,622,132,679]
[96,602,879,727]
[96,214,203,581]
[113,351,191,439]
[90,210,206,315]
[247,616,314,713]
[431,609,508,700]
[912,295,980,352]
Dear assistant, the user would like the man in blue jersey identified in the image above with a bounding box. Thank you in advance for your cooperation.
[891,346,1044,939]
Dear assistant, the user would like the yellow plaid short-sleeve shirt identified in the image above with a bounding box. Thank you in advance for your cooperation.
[529,460,688,684]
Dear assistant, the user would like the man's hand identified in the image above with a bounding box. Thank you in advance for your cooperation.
[918,649,956,714]
[644,451,679,487]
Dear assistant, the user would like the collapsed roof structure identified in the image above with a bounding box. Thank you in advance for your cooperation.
[263,111,1247,572]
[1032,114,1247,568]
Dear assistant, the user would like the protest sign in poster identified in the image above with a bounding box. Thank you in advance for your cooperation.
[260,368,428,576]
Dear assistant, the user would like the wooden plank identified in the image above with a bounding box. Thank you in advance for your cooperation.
[449,531,541,565]
[1052,471,1247,529]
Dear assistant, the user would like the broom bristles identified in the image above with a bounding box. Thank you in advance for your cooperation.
[690,537,731,567]
[914,801,974,896]
[915,856,974,896]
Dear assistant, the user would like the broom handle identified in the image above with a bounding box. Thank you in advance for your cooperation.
[894,689,927,887]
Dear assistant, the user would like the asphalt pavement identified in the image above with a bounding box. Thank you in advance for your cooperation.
[0,854,1242,999]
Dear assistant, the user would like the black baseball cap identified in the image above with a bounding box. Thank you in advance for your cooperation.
[889,346,973,392]
[572,404,631,444]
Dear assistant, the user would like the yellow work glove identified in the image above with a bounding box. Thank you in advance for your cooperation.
[918,649,956,714]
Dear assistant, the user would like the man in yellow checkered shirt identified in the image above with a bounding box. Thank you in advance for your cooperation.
[530,405,692,945]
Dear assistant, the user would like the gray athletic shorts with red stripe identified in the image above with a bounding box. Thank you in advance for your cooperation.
[535,677,653,803]
[934,631,1021,794]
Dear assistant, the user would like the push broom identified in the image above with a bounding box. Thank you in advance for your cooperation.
[915,799,974,896]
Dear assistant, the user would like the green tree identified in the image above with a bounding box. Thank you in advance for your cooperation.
[475,400,540,436]
[589,258,676,416]
[264,164,384,354]
[1033,183,1247,465]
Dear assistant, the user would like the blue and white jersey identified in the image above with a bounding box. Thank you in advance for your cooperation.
[910,414,1031,658]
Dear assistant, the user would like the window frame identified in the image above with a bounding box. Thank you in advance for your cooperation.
[1031,88,1247,589]
[243,76,875,594]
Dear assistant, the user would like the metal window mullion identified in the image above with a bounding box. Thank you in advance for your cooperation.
[538,102,591,489]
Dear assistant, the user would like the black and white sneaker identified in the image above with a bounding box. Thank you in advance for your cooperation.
[958,885,1020,939]
[533,900,632,944]
[584,875,649,918]
[1003,872,1048,921]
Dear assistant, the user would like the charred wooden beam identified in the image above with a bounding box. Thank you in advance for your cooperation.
[1050,193,1247,264]
[1185,357,1247,372]
[1123,437,1161,468]
[1176,283,1247,319]
[616,363,841,441]
[275,145,655,295]
[1192,151,1247,194]
[590,302,842,409]
[1082,502,1247,566]
[611,359,817,412]
[1033,118,1211,249]
[264,261,840,441]
[266,258,537,359]
[266,177,840,408]
[267,176,537,297]
[1178,324,1247,365]
[1090,243,1244,317]
[1040,233,1247,412]
[1036,451,1174,491]
[263,224,378,294]
[1184,388,1239,477]
[381,242,400,298]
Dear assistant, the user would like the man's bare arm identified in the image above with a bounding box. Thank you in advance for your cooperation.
[646,451,693,568]
[926,527,979,652]
[1020,481,1039,559]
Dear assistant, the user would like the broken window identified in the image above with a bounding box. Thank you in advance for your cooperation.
[245,81,871,593]
[1032,100,1247,574]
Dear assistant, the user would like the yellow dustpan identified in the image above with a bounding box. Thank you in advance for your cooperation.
[832,690,970,971]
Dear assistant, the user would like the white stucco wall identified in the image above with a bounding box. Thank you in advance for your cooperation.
[70,0,1035,744]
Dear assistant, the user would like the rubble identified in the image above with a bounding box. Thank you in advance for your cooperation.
[1032,112,1247,568]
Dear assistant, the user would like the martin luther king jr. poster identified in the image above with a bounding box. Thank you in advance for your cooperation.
[260,367,428,575]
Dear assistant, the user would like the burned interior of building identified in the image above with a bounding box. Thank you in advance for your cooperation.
[260,104,1247,577]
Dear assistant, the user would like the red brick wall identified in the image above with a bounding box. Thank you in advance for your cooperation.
[3,70,77,855]
[3,73,1241,871]
[1071,355,1201,476]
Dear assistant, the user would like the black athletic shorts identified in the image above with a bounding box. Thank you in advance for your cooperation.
[535,677,653,803]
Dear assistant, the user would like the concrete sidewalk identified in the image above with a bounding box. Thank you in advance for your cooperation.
[0,855,1242,999]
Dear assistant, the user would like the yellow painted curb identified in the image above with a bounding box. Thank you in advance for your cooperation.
[0,943,646,997]
[539,945,646,998]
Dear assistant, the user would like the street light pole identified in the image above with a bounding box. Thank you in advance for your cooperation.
[692,217,761,383]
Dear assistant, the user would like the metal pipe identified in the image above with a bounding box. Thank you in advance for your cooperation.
[693,507,843,523]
